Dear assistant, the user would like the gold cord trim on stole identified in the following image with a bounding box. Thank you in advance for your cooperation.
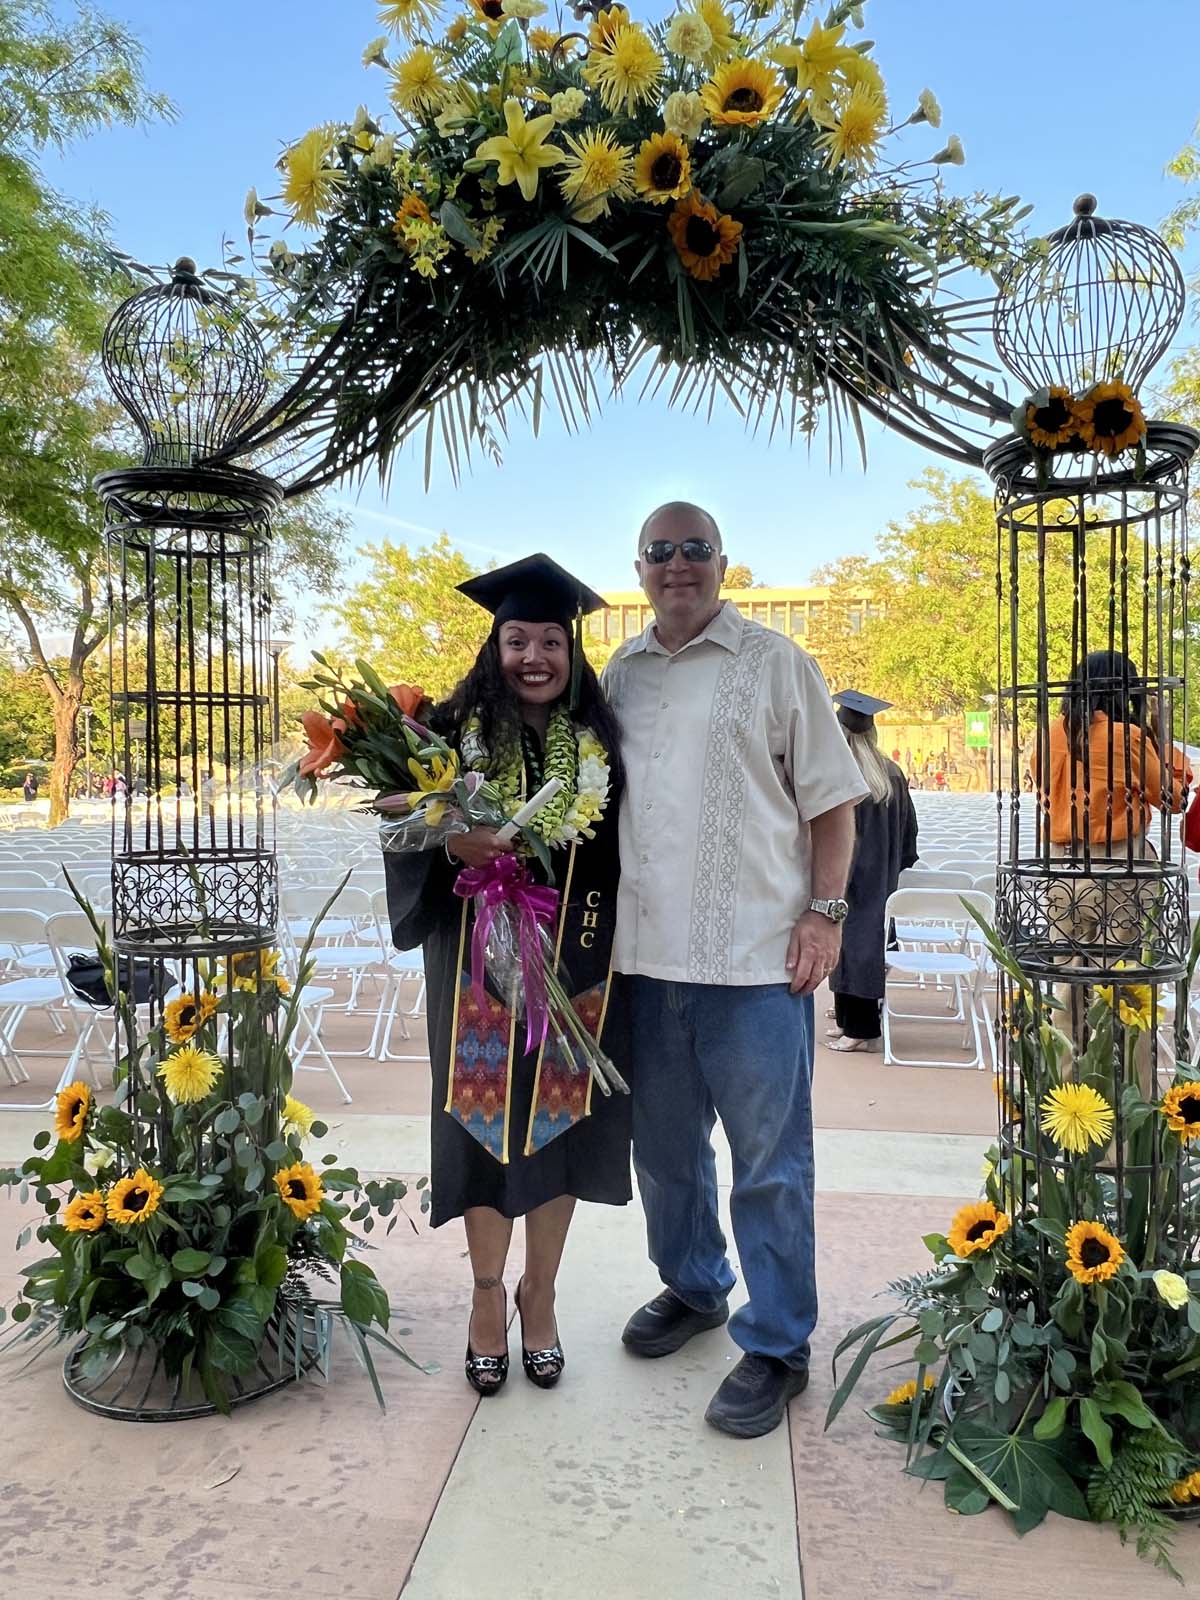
[444,898,470,1116]
[501,1005,517,1165]
[524,843,578,1157]
[584,942,618,1120]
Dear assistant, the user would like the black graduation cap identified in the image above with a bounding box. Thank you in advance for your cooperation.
[457,553,607,708]
[834,689,893,734]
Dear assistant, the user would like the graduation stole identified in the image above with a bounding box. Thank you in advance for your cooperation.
[445,842,617,1163]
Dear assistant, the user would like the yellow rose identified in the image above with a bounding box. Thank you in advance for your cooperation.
[1153,1270,1190,1310]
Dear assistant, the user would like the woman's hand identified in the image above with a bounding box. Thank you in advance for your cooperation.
[447,827,511,868]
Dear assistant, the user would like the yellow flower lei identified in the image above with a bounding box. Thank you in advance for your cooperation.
[462,708,611,847]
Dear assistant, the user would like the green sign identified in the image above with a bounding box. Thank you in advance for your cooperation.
[964,710,991,749]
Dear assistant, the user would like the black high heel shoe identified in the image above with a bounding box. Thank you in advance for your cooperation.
[465,1284,509,1397]
[515,1278,565,1389]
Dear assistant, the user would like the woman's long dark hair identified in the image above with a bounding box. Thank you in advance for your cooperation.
[430,633,625,794]
[1060,650,1154,763]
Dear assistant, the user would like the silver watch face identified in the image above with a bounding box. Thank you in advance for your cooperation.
[813,898,849,923]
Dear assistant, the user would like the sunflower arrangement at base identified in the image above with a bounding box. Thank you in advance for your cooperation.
[0,892,429,1415]
[1013,379,1148,485]
[827,915,1200,1578]
[226,0,1027,491]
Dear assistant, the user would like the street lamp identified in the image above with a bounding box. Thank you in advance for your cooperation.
[128,717,147,791]
[267,638,291,748]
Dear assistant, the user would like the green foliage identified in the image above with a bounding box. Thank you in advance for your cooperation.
[1088,1429,1191,1579]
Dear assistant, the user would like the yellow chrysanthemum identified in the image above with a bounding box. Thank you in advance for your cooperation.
[699,59,785,128]
[837,50,885,101]
[584,22,663,115]
[1075,381,1147,459]
[1026,385,1082,451]
[633,131,691,205]
[695,0,737,69]
[946,1200,1010,1258]
[281,129,345,229]
[667,191,742,282]
[158,1043,222,1105]
[63,1190,107,1234]
[389,46,449,114]
[884,1373,936,1407]
[1039,1083,1114,1154]
[1065,1220,1124,1286]
[529,25,560,52]
[379,0,441,37]
[1170,1470,1200,1505]
[1161,1083,1200,1143]
[559,126,635,212]
[164,990,219,1044]
[475,98,562,202]
[282,1094,316,1140]
[817,81,888,171]
[107,1168,164,1227]
[274,1161,325,1221]
[53,1080,90,1144]
[1096,963,1155,1031]
[587,5,628,52]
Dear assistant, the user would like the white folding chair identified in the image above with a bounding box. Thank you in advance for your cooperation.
[280,884,390,1057]
[370,886,427,1060]
[0,910,77,1104]
[882,889,992,1070]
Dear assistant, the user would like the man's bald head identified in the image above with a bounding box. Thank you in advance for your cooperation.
[638,502,723,555]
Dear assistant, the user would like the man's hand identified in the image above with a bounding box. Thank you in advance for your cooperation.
[785,910,843,996]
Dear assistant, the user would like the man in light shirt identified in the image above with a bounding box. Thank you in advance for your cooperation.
[603,502,867,1439]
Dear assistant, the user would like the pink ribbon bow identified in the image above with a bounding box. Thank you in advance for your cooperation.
[453,854,560,1053]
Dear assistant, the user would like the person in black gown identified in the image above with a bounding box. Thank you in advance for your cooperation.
[826,691,919,1052]
[384,554,631,1395]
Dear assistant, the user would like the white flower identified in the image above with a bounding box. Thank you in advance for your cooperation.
[501,0,546,14]
[268,239,296,271]
[243,187,273,226]
[362,35,391,68]
[913,88,940,127]
[664,11,713,63]
[932,134,965,166]
[663,89,706,141]
[550,88,587,123]
[578,756,609,794]
[83,1143,117,1177]
[361,133,397,172]
[1153,1270,1190,1310]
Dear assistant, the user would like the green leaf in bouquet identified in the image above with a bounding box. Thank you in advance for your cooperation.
[943,1420,1089,1531]
[205,1323,259,1376]
[440,200,482,251]
[181,1278,206,1298]
[1032,1395,1068,1440]
[171,1248,212,1276]
[1092,1379,1157,1431]
[216,1293,267,1343]
[213,1106,241,1136]
[341,1259,390,1330]
[1079,1398,1114,1468]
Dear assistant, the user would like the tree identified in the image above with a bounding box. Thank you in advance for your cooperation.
[723,563,757,590]
[331,534,490,701]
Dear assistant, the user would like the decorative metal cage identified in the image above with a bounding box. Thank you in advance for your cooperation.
[993,195,1185,398]
[985,197,1200,1314]
[82,261,300,1417]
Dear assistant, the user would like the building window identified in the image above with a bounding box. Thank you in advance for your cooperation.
[622,606,640,640]
[751,603,769,624]
[770,605,786,633]
[790,609,806,637]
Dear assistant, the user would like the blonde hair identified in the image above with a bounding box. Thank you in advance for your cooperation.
[844,725,892,805]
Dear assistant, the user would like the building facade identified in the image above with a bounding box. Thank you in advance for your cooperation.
[589,584,880,653]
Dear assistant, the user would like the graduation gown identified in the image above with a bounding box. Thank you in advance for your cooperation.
[830,761,919,1001]
[384,805,632,1228]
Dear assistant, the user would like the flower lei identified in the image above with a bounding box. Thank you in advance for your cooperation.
[461,707,611,848]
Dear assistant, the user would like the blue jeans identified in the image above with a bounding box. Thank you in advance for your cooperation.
[627,978,816,1368]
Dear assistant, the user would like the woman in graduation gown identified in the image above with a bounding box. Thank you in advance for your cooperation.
[826,691,919,1053]
[384,554,631,1395]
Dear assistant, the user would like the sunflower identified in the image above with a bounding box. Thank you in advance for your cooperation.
[471,0,507,22]
[817,81,888,171]
[1075,381,1146,458]
[884,1373,936,1407]
[281,129,346,229]
[584,23,664,115]
[163,990,219,1044]
[946,1199,1010,1258]
[274,1161,325,1221]
[1096,963,1155,1031]
[282,1093,316,1140]
[1039,1083,1114,1154]
[1065,1219,1124,1285]
[1026,386,1082,451]
[559,126,635,214]
[226,948,286,994]
[633,131,691,205]
[53,1080,91,1144]
[699,59,785,127]
[1161,1083,1200,1143]
[107,1168,164,1227]
[389,46,448,114]
[992,1074,1022,1125]
[667,192,742,283]
[1170,1470,1200,1506]
[379,0,441,36]
[158,1042,222,1104]
[63,1190,107,1234]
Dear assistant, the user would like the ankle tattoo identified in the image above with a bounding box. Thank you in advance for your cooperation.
[474,1275,502,1290]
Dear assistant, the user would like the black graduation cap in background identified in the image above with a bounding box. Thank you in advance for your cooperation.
[457,553,608,709]
[834,689,893,734]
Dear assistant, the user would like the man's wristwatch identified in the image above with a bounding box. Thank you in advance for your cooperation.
[809,897,849,924]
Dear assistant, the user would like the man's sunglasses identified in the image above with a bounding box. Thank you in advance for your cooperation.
[640,538,717,565]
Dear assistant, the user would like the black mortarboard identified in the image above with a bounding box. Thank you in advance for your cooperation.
[834,689,893,734]
[457,553,607,709]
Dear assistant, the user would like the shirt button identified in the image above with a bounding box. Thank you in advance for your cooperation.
[660,701,669,710]
[644,800,653,811]
[652,750,661,759]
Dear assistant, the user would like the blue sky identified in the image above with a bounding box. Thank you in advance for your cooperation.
[46,0,1200,614]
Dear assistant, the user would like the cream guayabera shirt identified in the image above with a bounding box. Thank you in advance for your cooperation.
[603,602,868,986]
